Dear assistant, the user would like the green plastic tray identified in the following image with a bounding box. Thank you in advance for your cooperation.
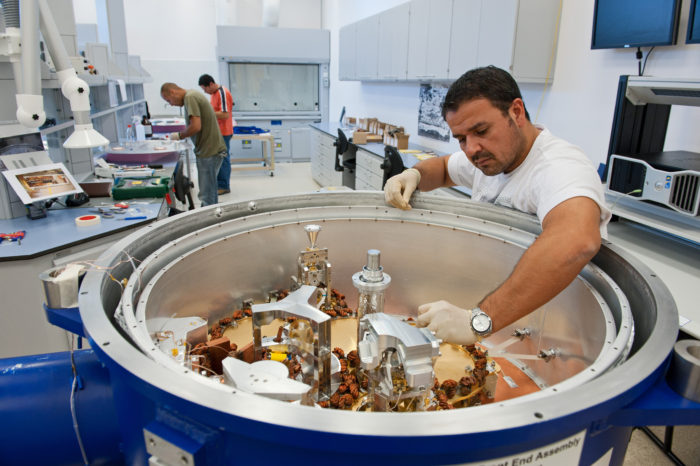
[112,176,170,200]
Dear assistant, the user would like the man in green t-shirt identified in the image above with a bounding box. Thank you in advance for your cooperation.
[161,82,227,207]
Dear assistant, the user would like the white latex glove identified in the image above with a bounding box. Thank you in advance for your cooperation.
[384,168,421,210]
[169,132,180,141]
[416,300,477,346]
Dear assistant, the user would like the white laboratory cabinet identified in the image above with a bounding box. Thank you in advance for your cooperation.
[447,0,482,79]
[356,16,380,81]
[406,0,453,80]
[310,128,343,187]
[339,0,561,83]
[355,149,385,191]
[339,24,357,80]
[378,3,410,80]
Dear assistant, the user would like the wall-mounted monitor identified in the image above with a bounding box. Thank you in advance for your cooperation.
[688,0,700,44]
[591,0,681,49]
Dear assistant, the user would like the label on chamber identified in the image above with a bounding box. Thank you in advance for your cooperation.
[460,430,586,466]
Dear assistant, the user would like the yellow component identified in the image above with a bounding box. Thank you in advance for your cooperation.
[268,344,288,353]
[270,351,287,362]
[171,348,179,356]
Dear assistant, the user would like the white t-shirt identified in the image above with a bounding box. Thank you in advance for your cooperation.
[446,126,611,237]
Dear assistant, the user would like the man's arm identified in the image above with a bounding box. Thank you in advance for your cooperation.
[179,116,202,138]
[480,196,602,332]
[214,110,229,120]
[413,155,455,190]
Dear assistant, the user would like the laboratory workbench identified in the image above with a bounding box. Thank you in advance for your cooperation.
[0,201,165,261]
[310,122,470,197]
[0,198,167,359]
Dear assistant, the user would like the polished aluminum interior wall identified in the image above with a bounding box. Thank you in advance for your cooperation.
[136,212,609,387]
[79,192,676,436]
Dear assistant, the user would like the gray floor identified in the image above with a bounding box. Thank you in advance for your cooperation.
[207,162,700,465]
[219,161,322,202]
[624,426,700,465]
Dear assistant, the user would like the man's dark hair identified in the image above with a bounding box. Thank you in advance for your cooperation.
[441,66,530,121]
[198,74,216,87]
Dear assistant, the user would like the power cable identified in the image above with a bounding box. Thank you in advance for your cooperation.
[641,47,655,76]
[69,334,90,465]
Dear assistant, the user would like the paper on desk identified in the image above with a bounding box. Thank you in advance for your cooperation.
[400,149,436,160]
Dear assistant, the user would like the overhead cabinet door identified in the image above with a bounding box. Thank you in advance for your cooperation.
[477,0,518,71]
[448,0,481,79]
[356,16,379,80]
[339,24,357,80]
[406,0,452,80]
[377,3,410,80]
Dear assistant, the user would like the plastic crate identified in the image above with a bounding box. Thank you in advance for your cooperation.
[112,176,170,200]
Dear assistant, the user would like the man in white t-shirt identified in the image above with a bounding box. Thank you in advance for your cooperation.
[384,66,611,346]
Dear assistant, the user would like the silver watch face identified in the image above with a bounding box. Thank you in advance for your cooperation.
[471,313,492,334]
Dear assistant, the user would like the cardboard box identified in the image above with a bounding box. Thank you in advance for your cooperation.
[353,130,369,144]
[353,130,383,144]
[396,133,409,150]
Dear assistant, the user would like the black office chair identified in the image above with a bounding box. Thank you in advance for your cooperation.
[334,128,349,172]
[170,160,195,214]
[381,145,405,188]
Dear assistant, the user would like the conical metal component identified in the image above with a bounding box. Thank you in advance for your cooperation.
[304,224,321,249]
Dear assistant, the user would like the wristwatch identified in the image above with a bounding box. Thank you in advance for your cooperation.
[470,307,493,337]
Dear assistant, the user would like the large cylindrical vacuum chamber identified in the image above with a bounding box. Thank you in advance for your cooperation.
[79,192,678,465]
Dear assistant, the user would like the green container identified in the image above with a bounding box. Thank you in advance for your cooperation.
[112,176,170,200]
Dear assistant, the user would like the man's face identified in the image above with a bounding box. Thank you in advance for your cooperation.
[445,98,528,176]
[161,89,183,107]
[200,83,216,95]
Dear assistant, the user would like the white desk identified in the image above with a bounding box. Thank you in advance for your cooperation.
[231,133,275,176]
[607,219,700,339]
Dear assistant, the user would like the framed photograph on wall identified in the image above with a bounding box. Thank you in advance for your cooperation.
[1,163,83,204]
[418,84,450,142]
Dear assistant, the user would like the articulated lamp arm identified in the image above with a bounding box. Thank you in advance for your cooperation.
[10,0,108,148]
[37,0,108,148]
[12,0,46,128]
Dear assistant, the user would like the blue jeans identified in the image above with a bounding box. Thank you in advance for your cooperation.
[217,134,232,190]
[196,151,225,207]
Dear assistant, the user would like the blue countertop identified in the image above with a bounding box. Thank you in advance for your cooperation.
[0,201,165,261]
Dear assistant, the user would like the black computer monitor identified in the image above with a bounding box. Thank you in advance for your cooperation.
[591,0,681,49]
[339,105,346,125]
[688,0,700,44]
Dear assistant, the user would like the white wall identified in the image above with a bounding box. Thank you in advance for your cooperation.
[80,0,323,117]
[215,0,322,28]
[121,0,218,117]
[324,0,700,166]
